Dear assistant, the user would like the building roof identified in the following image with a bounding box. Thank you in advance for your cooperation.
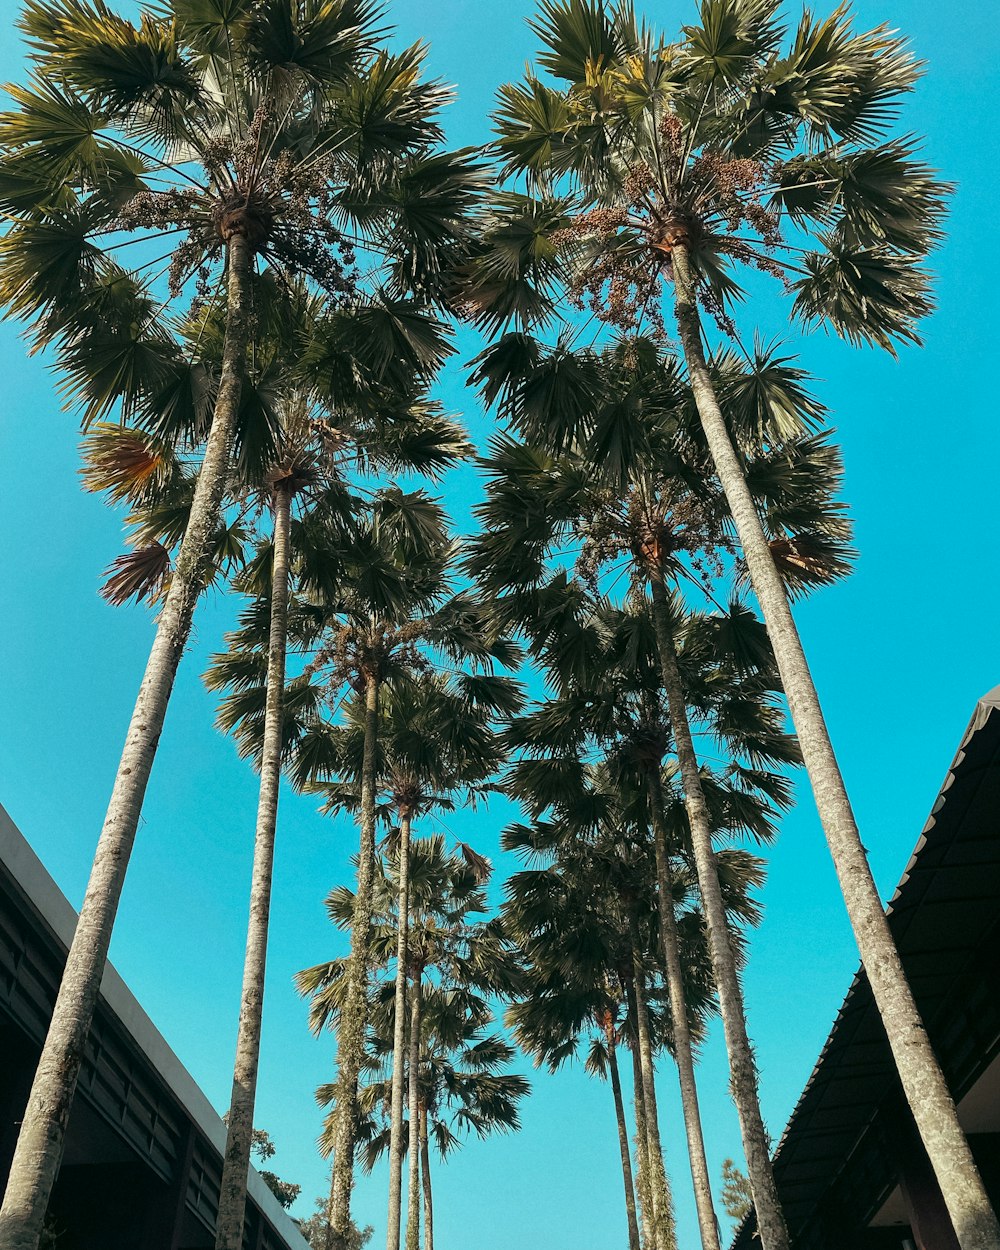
[732,685,1000,1247]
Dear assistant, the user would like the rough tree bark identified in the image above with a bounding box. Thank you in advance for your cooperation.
[0,234,253,1250]
[670,243,1000,1250]
[649,573,789,1250]
[604,1011,642,1250]
[215,477,293,1250]
[419,1103,433,1250]
[628,938,676,1250]
[327,669,381,1250]
[405,974,423,1250]
[630,1031,656,1250]
[386,807,413,1250]
[645,766,722,1250]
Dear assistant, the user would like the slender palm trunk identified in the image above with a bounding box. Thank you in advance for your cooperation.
[670,245,1000,1250]
[419,1103,433,1250]
[649,575,788,1250]
[327,670,381,1250]
[0,234,253,1250]
[630,1033,655,1250]
[604,1015,642,1250]
[645,767,722,1250]
[386,809,413,1250]
[405,975,423,1250]
[215,480,294,1250]
[628,939,676,1250]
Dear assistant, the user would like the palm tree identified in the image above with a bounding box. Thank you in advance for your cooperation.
[486,8,996,1245]
[344,989,528,1250]
[503,841,657,1250]
[285,672,517,1250]
[515,585,793,1250]
[210,488,444,1250]
[467,335,834,1249]
[204,300,469,1250]
[395,845,522,1250]
[592,995,643,1250]
[266,514,518,1250]
[504,656,773,1250]
[83,264,467,1250]
[212,453,300,1250]
[381,685,515,1250]
[301,834,526,1250]
[0,3,484,1240]
[625,928,676,1250]
[404,987,528,1250]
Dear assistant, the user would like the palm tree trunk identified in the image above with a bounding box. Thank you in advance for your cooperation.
[669,244,1000,1250]
[419,1103,433,1250]
[327,670,381,1250]
[405,976,423,1250]
[649,574,788,1250]
[628,936,676,1250]
[645,766,722,1250]
[215,479,293,1250]
[629,1033,655,1250]
[386,809,413,1250]
[0,233,253,1250]
[604,1016,642,1250]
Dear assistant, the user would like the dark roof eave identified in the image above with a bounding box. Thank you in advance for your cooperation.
[730,684,1000,1250]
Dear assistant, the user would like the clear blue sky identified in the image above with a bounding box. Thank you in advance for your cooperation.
[1,3,998,1248]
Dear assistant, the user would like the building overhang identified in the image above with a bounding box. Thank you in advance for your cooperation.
[731,685,1000,1248]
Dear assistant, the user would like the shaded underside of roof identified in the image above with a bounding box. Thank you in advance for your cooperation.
[732,686,1000,1248]
[0,805,310,1250]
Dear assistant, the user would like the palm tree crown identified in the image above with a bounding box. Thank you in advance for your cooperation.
[490,0,947,352]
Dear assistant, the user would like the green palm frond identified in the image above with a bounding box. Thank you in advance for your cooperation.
[773,139,949,253]
[791,241,934,353]
[681,0,785,85]
[530,0,637,84]
[712,339,826,447]
[245,0,386,86]
[460,193,571,332]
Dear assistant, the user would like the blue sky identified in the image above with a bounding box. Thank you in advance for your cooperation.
[1,2,998,1248]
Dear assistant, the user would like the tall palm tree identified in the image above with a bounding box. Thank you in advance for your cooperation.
[484,7,996,1245]
[301,834,526,1250]
[345,988,529,1250]
[402,988,529,1250]
[212,452,303,1250]
[397,844,522,1250]
[267,519,518,1249]
[591,995,643,1250]
[83,264,467,1250]
[504,657,773,1249]
[0,3,484,1241]
[380,685,516,1250]
[203,299,469,1250]
[504,840,669,1250]
[622,673,779,1250]
[285,673,517,1250]
[626,927,676,1250]
[513,582,793,1250]
[467,334,833,1248]
[212,488,449,1250]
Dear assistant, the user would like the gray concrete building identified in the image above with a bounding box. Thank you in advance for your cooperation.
[0,804,311,1250]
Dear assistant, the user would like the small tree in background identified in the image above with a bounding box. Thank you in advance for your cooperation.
[248,1129,302,1212]
[721,1158,753,1226]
